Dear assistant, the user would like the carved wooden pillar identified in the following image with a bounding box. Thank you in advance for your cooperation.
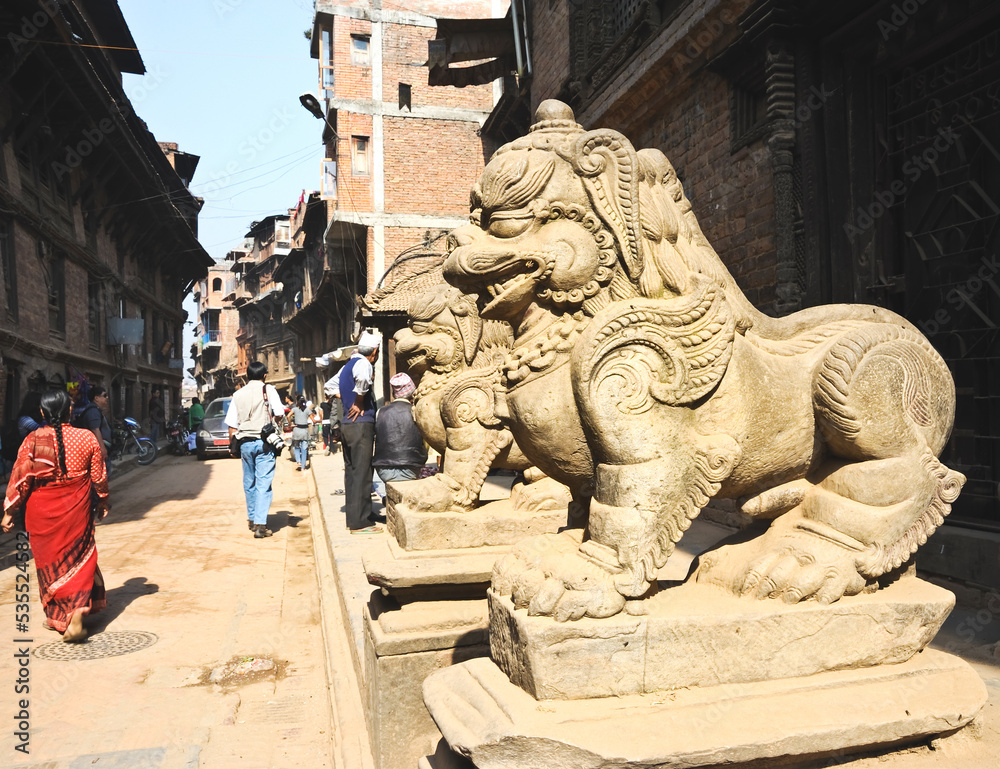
[764,39,802,314]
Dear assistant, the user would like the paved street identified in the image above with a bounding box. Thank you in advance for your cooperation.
[0,451,334,769]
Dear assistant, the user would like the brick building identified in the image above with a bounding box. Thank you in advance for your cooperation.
[231,214,300,399]
[433,0,1000,581]
[308,0,504,397]
[0,0,211,429]
[274,191,345,402]
[191,259,241,401]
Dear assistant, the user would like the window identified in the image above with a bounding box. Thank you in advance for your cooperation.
[322,159,338,199]
[212,277,223,292]
[321,28,335,98]
[351,35,370,66]
[351,136,370,176]
[399,83,411,112]
[45,247,65,335]
[730,82,768,151]
[0,220,16,321]
[275,221,290,248]
[88,278,102,348]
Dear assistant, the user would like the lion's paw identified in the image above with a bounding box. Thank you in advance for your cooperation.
[492,530,627,621]
[695,527,869,605]
[388,473,472,513]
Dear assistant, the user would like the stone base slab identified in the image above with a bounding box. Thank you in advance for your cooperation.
[363,535,507,600]
[423,651,986,769]
[388,494,570,551]
[490,576,955,700]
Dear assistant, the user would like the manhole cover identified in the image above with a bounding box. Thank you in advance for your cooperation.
[33,631,158,661]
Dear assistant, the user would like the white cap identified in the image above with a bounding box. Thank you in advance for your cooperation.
[358,330,381,349]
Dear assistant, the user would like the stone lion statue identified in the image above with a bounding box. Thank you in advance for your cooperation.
[393,283,571,514]
[441,100,965,621]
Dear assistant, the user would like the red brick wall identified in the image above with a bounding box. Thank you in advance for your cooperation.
[332,17,374,102]
[383,117,487,214]
[531,0,572,108]
[380,21,494,112]
[336,112,374,212]
[382,226,450,265]
[9,224,48,343]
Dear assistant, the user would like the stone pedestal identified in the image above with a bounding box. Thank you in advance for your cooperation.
[490,575,956,700]
[421,576,986,768]
[423,651,985,769]
[364,593,489,769]
[362,491,573,769]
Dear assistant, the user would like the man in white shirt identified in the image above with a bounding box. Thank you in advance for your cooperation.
[225,361,285,538]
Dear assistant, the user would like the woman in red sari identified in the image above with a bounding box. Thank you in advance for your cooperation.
[2,390,110,642]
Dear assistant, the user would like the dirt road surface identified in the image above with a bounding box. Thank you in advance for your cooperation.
[0,452,334,769]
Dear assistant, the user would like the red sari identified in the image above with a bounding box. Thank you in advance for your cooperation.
[3,425,109,632]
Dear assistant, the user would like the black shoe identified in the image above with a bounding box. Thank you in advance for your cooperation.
[248,520,254,530]
[253,524,273,538]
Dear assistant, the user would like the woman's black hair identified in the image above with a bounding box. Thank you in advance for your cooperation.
[297,395,306,408]
[17,391,43,420]
[39,390,70,476]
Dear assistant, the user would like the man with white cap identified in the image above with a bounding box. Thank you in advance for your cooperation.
[338,330,382,533]
[373,372,427,500]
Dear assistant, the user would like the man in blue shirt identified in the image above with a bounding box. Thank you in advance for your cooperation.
[339,330,382,533]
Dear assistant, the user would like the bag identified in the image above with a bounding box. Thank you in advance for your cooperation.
[229,434,242,458]
[331,421,342,443]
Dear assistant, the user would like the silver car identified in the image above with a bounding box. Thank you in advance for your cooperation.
[195,397,233,460]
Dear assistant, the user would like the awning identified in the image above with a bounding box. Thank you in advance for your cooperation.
[427,8,528,88]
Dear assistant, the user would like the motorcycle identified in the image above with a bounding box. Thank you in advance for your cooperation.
[166,418,193,455]
[110,417,157,465]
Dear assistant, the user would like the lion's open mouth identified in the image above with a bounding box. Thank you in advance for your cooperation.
[481,273,536,317]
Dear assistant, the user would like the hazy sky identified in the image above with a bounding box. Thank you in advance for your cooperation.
[118,0,323,261]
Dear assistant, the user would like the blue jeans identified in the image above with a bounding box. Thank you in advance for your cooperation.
[293,439,309,470]
[373,466,419,500]
[241,439,276,526]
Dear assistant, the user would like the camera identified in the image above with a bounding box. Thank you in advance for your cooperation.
[260,423,284,456]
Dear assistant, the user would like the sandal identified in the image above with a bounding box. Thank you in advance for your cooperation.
[350,525,383,535]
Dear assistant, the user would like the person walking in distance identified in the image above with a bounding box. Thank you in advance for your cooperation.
[225,361,285,538]
[148,388,165,443]
[320,390,339,455]
[373,373,427,502]
[75,384,112,479]
[290,395,313,472]
[339,331,382,533]
[188,397,204,433]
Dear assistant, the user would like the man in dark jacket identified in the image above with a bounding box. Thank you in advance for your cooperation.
[373,373,426,500]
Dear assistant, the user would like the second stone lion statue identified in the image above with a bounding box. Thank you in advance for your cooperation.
[442,100,965,621]
[393,283,571,515]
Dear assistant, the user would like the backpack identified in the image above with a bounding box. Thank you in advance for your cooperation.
[1,420,23,463]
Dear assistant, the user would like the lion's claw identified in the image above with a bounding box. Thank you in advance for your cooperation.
[697,525,870,605]
[492,530,628,620]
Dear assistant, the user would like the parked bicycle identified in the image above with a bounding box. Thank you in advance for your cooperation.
[110,417,157,465]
